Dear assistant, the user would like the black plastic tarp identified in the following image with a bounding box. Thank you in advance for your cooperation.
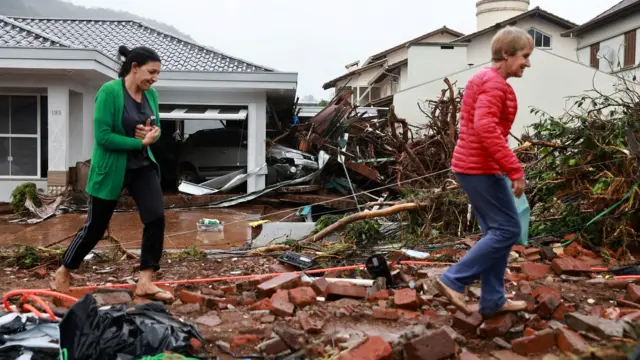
[59,295,205,360]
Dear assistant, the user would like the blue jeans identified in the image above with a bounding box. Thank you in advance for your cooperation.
[440,173,521,314]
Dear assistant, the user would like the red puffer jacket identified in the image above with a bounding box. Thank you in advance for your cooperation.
[451,67,524,181]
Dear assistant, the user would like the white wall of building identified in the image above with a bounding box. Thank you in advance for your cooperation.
[393,49,621,144]
[574,12,640,78]
[465,17,578,66]
[407,44,468,88]
[387,48,408,65]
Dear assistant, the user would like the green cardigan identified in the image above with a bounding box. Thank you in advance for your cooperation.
[85,79,161,200]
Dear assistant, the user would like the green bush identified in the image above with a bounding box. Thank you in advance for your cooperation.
[10,182,41,217]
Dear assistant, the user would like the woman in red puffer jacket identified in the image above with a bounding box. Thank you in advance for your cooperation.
[436,26,533,318]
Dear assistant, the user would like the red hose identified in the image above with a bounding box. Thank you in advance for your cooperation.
[3,290,78,313]
[20,294,57,321]
[22,304,43,318]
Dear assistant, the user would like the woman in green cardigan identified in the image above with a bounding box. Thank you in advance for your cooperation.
[55,45,173,302]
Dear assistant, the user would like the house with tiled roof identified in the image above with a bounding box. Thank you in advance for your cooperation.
[324,0,638,142]
[0,16,297,200]
[561,0,640,75]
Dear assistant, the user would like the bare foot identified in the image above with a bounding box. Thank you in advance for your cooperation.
[55,267,71,293]
[134,283,174,303]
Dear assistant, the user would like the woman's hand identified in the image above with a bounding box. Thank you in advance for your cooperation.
[142,126,160,147]
[512,178,526,198]
[135,120,153,140]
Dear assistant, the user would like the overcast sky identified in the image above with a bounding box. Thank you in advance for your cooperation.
[66,0,621,100]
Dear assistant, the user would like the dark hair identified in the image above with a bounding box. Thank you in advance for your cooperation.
[118,45,161,78]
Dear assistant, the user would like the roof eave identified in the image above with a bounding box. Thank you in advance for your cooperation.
[365,27,465,65]
[561,2,640,37]
[453,8,577,43]
[322,60,386,90]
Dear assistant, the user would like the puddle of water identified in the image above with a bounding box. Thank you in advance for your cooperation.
[0,207,264,250]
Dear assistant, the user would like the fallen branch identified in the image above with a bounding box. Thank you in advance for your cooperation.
[301,203,425,243]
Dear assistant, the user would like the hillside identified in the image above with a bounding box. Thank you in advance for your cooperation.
[0,0,193,40]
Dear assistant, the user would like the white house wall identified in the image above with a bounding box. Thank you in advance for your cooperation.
[575,12,640,49]
[393,49,621,145]
[407,45,468,88]
[574,12,640,78]
[465,17,578,66]
[386,48,409,65]
[399,64,409,91]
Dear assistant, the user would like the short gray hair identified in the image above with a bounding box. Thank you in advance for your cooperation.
[491,26,533,61]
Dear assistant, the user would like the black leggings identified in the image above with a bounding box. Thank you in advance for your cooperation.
[62,165,165,271]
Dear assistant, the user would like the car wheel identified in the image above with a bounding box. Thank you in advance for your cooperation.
[177,169,199,185]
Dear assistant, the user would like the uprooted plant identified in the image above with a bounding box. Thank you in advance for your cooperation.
[518,77,639,258]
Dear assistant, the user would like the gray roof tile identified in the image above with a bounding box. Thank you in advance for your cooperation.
[4,16,271,72]
[592,0,639,20]
[0,19,67,48]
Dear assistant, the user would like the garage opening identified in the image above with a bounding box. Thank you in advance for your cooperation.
[151,104,249,191]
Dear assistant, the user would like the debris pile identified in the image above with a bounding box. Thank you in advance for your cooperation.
[5,241,638,359]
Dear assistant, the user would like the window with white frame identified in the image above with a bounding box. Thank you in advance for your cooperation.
[528,28,551,49]
[0,95,40,178]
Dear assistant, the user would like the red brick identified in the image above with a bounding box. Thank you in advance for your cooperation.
[536,294,561,318]
[189,338,203,352]
[551,258,590,275]
[523,247,541,256]
[397,309,421,320]
[311,278,330,297]
[367,289,390,302]
[512,329,556,356]
[459,351,481,360]
[298,313,324,333]
[249,298,273,311]
[271,289,290,303]
[524,328,537,336]
[505,273,529,282]
[617,298,640,309]
[394,288,419,310]
[220,284,236,295]
[231,335,260,350]
[325,283,366,300]
[556,328,588,354]
[521,263,552,280]
[527,315,549,331]
[512,245,527,254]
[628,284,640,303]
[258,337,289,355]
[257,273,301,297]
[202,296,240,310]
[514,293,536,313]
[478,313,514,338]
[606,279,632,289]
[403,328,458,360]
[178,290,203,305]
[289,287,317,308]
[532,285,561,299]
[272,297,295,317]
[93,291,132,306]
[564,242,582,257]
[491,350,528,360]
[373,307,399,320]
[452,311,483,332]
[336,336,392,360]
[269,263,298,273]
[33,268,48,279]
[518,280,533,294]
[552,302,569,320]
